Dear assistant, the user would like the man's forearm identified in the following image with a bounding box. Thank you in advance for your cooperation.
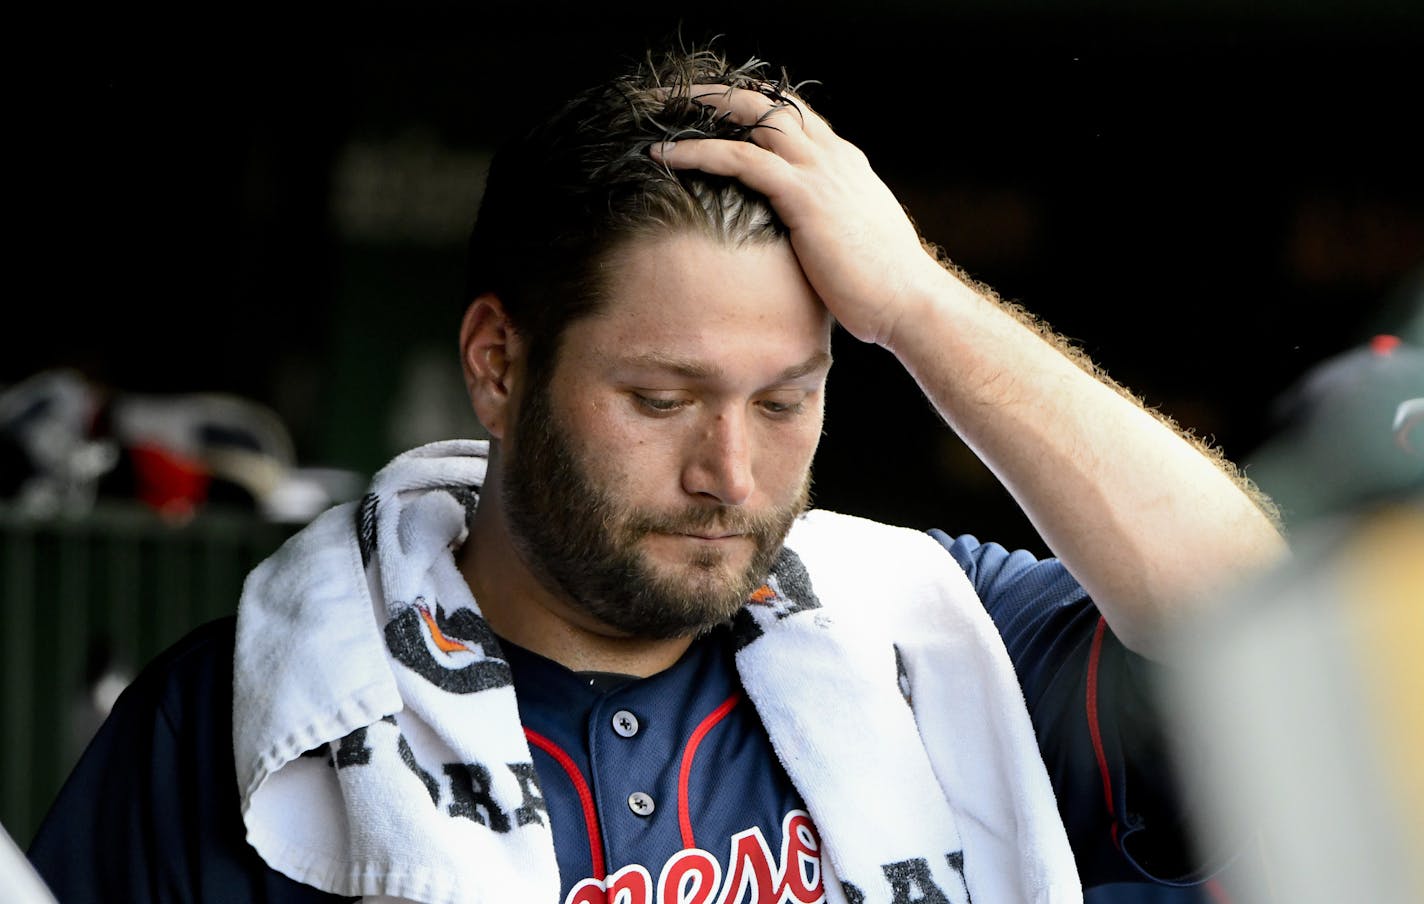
[885,259,1288,659]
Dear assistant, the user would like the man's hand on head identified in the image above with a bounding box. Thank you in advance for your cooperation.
[650,85,952,350]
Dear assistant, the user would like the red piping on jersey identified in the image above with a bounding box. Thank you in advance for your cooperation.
[1205,878,1233,903]
[1085,616,1119,848]
[678,691,744,849]
[524,727,606,881]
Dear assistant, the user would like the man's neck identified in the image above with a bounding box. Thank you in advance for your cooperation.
[459,478,694,678]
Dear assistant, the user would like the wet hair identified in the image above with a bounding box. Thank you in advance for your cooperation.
[464,46,802,384]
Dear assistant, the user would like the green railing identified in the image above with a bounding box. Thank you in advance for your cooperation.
[0,502,294,848]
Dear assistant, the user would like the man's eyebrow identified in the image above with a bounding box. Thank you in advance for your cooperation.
[615,352,718,379]
[772,350,833,383]
[613,350,833,383]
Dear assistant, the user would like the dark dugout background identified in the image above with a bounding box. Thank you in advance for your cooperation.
[11,1,1423,550]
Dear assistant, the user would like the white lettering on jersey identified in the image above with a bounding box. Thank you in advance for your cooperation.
[563,810,824,904]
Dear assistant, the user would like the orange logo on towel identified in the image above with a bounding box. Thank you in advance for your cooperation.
[749,585,777,605]
[418,603,471,653]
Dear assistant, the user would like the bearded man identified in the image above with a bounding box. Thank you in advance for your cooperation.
[29,47,1284,904]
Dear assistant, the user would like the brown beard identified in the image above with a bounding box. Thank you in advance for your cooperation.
[501,379,810,640]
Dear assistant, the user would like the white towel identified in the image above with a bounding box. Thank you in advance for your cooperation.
[234,440,1081,903]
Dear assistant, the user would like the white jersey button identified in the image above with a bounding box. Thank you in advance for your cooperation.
[611,709,640,738]
[627,791,655,816]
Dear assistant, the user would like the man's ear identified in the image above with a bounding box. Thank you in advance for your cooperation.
[459,293,524,440]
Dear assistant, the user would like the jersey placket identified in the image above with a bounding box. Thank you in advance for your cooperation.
[586,678,686,879]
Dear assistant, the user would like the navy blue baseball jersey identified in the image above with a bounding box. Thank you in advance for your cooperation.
[504,625,808,903]
[28,534,1210,902]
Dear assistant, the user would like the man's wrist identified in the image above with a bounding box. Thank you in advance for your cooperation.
[881,259,984,359]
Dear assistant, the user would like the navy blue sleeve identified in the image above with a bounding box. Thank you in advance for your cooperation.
[26,618,348,904]
[930,531,1213,894]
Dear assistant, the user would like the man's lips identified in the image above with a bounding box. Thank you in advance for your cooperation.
[658,531,747,542]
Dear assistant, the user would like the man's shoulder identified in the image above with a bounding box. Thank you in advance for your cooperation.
[122,616,238,728]
[29,612,351,904]
[159,615,238,662]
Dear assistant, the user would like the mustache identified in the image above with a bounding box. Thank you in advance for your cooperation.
[623,503,795,539]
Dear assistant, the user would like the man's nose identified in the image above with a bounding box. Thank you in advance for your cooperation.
[682,407,755,506]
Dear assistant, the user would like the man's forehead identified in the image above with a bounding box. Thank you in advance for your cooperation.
[544,231,834,382]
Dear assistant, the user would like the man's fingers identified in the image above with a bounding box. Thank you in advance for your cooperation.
[686,83,771,124]
[651,138,795,198]
[684,83,829,154]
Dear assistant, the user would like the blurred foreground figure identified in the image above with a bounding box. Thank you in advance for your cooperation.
[2,824,55,904]
[1163,331,1424,904]
[1247,333,1423,526]
[30,45,1284,903]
